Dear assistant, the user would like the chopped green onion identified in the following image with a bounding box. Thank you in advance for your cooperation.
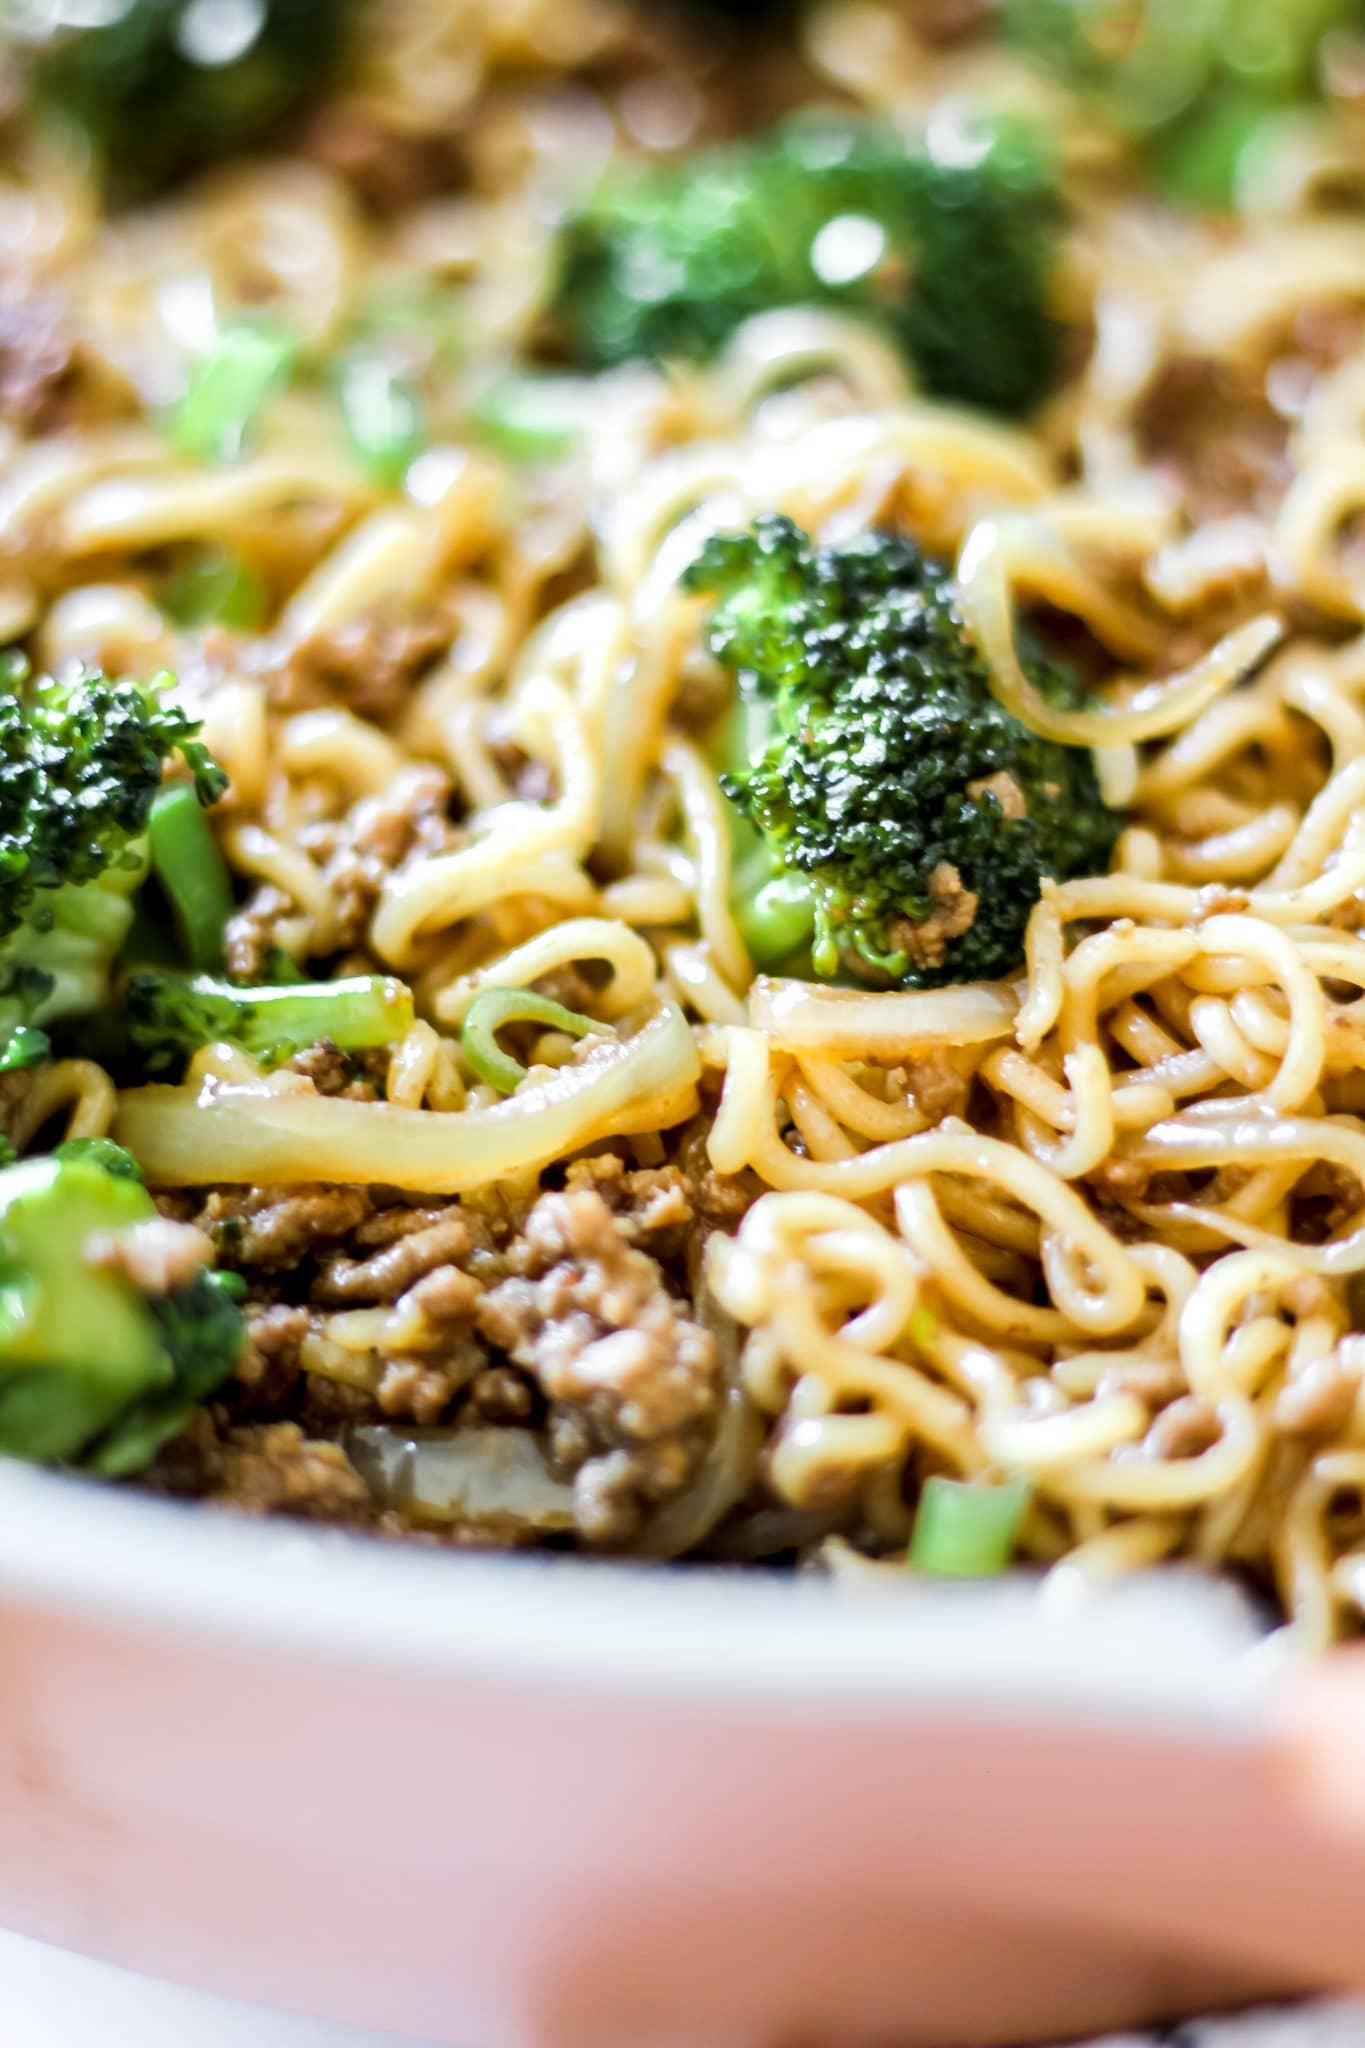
[337,352,425,488]
[461,986,601,1094]
[174,322,296,465]
[162,547,266,631]
[148,784,234,973]
[909,1476,1031,1580]
[469,374,591,463]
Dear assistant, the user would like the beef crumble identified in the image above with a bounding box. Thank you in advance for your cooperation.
[0,279,78,434]
[224,762,459,974]
[264,610,452,721]
[149,1150,740,1549]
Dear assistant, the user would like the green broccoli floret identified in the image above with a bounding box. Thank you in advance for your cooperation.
[684,515,1120,988]
[554,112,1063,417]
[0,659,226,1065]
[124,968,415,1073]
[1003,0,1358,207]
[9,0,358,197]
[0,1143,243,1471]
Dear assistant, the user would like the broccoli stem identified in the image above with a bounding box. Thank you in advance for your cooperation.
[148,785,234,974]
[229,976,413,1056]
[125,969,415,1070]
[0,1147,243,1469]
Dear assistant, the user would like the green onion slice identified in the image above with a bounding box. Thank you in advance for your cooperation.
[336,353,425,488]
[174,322,296,465]
[148,784,234,973]
[461,987,601,1094]
[162,547,266,631]
[909,1475,1031,1580]
[469,374,591,464]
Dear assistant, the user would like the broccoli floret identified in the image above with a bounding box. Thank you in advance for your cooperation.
[685,515,1120,988]
[0,1144,243,1471]
[0,659,225,1064]
[10,0,358,197]
[124,968,414,1073]
[554,112,1063,416]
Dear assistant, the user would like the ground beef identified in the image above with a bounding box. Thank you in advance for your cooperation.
[0,1069,37,1149]
[300,762,458,954]
[157,1149,732,1550]
[303,105,457,212]
[904,1049,972,1124]
[87,1217,212,1295]
[224,762,458,969]
[238,1301,312,1397]
[223,884,297,985]
[282,1040,356,1097]
[312,1208,483,1305]
[219,1423,373,1517]
[266,611,452,722]
[0,281,77,433]
[888,862,978,973]
[198,1184,374,1270]
[562,1153,695,1255]
[146,1411,373,1523]
[1138,356,1291,523]
[477,1186,719,1545]
[965,772,1026,821]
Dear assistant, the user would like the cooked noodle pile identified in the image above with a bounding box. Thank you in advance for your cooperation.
[6,0,1365,1639]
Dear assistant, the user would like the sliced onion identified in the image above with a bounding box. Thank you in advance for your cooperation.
[348,1425,577,1532]
[115,999,700,1193]
[749,976,1018,1057]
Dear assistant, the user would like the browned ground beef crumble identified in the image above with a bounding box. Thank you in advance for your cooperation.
[224,764,459,979]
[0,276,79,433]
[149,1150,747,1549]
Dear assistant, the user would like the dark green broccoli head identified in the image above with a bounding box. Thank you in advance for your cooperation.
[10,0,358,196]
[0,1143,243,1471]
[555,112,1063,416]
[0,658,225,1060]
[0,661,223,944]
[686,515,1120,988]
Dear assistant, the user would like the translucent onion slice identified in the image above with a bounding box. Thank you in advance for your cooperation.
[115,999,700,1193]
[348,1424,577,1532]
[749,976,1018,1058]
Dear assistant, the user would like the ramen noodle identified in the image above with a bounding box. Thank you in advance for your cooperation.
[4,0,1365,1643]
